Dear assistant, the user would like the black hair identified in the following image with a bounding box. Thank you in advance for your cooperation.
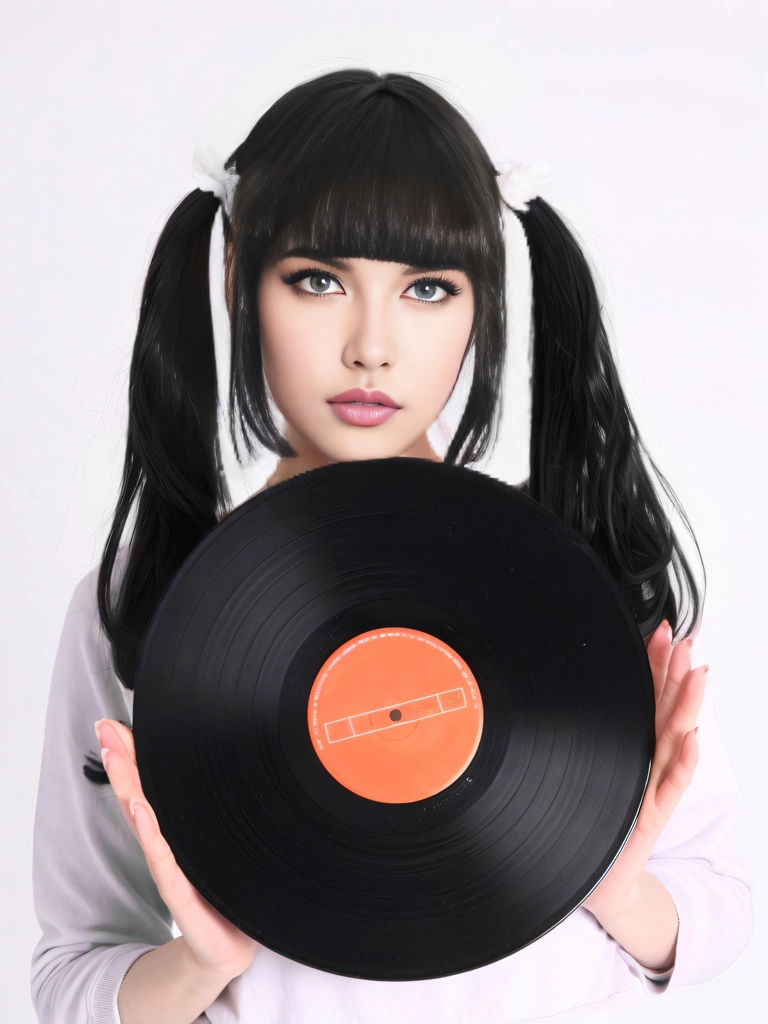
[83,68,703,783]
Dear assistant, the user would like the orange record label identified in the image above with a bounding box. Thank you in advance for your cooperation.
[307,627,484,803]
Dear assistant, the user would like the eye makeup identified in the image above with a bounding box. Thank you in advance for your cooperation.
[280,266,462,306]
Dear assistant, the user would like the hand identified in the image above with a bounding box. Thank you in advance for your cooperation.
[95,718,259,981]
[581,622,708,918]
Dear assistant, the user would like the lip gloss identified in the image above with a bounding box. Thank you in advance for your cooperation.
[328,402,399,426]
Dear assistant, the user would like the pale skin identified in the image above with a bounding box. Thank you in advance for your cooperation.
[96,256,706,1018]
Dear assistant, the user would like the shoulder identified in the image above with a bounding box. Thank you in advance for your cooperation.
[68,543,131,607]
[61,545,131,682]
[43,546,135,755]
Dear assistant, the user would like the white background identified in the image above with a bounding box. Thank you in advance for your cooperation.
[2,0,765,1020]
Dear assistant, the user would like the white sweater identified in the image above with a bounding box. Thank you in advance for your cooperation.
[30,558,754,1023]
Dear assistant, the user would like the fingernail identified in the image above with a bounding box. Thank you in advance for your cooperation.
[686,638,693,648]
[100,747,111,770]
[129,799,152,842]
[94,719,106,744]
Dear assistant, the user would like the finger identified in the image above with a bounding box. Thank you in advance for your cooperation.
[130,798,206,929]
[654,727,700,821]
[655,637,693,739]
[666,664,707,736]
[110,720,136,765]
[96,726,208,932]
[96,718,136,766]
[96,724,143,837]
[99,739,202,925]
[130,800,186,899]
[647,620,674,709]
[651,665,707,787]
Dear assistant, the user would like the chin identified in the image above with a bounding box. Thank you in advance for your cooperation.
[316,433,413,464]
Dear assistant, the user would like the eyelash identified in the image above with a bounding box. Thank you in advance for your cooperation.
[281,267,462,305]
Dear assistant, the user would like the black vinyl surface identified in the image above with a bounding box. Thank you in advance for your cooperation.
[133,457,655,981]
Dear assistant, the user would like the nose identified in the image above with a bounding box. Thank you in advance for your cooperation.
[341,295,398,373]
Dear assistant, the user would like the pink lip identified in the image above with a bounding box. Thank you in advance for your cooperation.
[328,388,401,408]
[329,403,399,427]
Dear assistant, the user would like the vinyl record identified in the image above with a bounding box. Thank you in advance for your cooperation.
[132,457,655,981]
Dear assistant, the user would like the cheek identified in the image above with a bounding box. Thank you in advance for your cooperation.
[258,290,316,396]
[262,334,312,401]
[411,313,473,395]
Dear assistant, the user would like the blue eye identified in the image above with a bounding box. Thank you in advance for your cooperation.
[405,279,456,304]
[285,270,343,296]
[280,267,462,305]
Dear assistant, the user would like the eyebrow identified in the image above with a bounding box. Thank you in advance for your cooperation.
[278,246,465,275]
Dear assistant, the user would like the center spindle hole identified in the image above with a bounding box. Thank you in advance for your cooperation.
[389,708,402,721]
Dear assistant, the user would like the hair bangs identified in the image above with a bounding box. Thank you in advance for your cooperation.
[262,94,491,275]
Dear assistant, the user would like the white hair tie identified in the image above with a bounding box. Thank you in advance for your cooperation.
[191,140,240,215]
[496,156,554,212]
[190,130,552,221]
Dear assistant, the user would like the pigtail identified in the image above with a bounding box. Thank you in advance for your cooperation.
[81,69,705,785]
[85,188,230,784]
[512,196,703,642]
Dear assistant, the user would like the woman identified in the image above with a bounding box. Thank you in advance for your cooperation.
[31,68,753,1024]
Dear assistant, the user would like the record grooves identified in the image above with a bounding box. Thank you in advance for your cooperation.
[133,457,655,981]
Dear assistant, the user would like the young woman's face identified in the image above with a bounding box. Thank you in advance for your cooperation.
[256,253,475,473]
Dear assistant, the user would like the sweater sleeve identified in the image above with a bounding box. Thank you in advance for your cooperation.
[30,562,208,1023]
[613,666,754,995]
